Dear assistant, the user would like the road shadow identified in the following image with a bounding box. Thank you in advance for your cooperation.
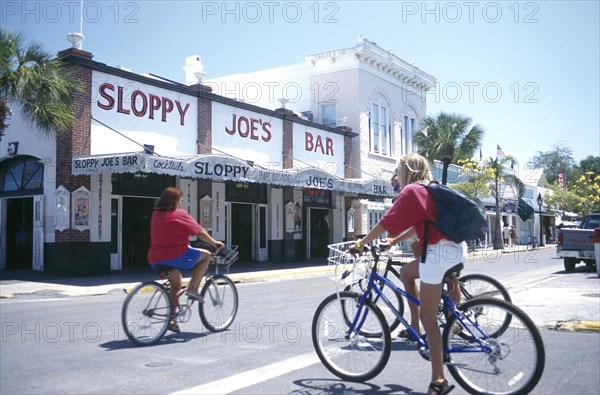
[100,331,210,350]
[291,379,417,395]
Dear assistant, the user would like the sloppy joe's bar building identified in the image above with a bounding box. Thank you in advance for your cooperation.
[0,47,392,275]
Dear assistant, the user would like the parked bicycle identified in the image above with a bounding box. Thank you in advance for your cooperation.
[122,245,239,346]
[312,241,545,395]
[344,240,512,334]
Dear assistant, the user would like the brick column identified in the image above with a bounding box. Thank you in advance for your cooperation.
[276,108,295,169]
[55,48,93,243]
[190,84,214,223]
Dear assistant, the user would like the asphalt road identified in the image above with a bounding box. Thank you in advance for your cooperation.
[1,248,599,395]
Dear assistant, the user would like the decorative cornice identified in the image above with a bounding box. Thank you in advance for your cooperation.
[306,35,437,92]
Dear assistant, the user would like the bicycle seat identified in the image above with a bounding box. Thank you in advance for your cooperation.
[152,265,175,277]
[443,263,464,279]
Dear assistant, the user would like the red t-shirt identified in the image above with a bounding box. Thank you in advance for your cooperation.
[379,183,448,251]
[147,208,203,263]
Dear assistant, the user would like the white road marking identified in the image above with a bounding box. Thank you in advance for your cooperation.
[169,351,319,394]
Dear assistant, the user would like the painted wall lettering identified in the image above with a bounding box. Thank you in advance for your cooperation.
[225,114,272,142]
[305,132,334,156]
[96,82,190,125]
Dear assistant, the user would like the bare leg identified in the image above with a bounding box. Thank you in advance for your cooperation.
[420,282,446,389]
[400,258,421,336]
[167,269,182,317]
[186,249,211,293]
[446,275,461,304]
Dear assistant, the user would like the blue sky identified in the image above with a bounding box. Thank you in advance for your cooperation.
[2,0,599,164]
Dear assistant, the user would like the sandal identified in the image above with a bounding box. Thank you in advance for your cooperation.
[428,379,455,395]
[397,328,419,341]
[168,322,181,333]
[168,314,181,333]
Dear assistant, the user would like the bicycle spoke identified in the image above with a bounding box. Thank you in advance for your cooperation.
[444,298,545,395]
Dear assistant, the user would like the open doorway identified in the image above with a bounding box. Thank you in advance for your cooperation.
[5,197,33,269]
[231,203,253,262]
[122,197,155,267]
[309,208,330,259]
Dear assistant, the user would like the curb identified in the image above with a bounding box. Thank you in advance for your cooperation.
[545,320,600,332]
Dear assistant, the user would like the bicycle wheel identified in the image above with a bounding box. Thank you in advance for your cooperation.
[460,273,512,303]
[312,291,391,382]
[122,281,170,346]
[199,274,238,332]
[443,297,545,395]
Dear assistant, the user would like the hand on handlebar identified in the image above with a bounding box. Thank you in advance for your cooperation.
[214,241,225,254]
[348,238,364,255]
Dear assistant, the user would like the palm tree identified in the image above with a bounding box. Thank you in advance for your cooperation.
[488,156,525,249]
[415,112,484,185]
[0,29,76,139]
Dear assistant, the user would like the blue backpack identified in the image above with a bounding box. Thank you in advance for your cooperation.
[421,181,489,262]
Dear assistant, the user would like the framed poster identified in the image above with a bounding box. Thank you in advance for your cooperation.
[72,186,91,231]
[200,195,213,230]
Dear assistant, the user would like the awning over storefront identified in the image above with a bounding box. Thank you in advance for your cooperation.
[72,152,394,197]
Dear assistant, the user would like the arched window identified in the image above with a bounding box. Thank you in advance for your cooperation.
[0,156,44,197]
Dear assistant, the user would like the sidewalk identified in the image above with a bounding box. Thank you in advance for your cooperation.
[0,258,330,299]
[0,244,555,299]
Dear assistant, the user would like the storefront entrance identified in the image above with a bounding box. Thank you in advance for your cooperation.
[231,203,253,262]
[308,207,330,259]
[4,197,33,269]
[122,197,155,268]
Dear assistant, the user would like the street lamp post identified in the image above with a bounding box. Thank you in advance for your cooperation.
[537,193,545,247]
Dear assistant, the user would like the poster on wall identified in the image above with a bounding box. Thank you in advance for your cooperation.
[54,185,70,231]
[72,186,91,232]
[200,195,212,230]
[285,201,295,233]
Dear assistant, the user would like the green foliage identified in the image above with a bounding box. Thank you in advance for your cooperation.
[526,142,576,185]
[544,183,584,216]
[414,112,484,185]
[572,172,600,214]
[0,29,78,137]
[450,159,494,202]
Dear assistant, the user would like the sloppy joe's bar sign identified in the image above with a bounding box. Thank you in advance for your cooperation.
[72,153,394,197]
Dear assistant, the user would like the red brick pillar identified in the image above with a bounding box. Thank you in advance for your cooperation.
[55,48,93,243]
[276,108,297,260]
[190,84,214,224]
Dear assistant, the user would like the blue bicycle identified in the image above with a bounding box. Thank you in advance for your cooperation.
[312,241,545,394]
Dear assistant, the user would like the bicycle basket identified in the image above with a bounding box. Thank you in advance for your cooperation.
[327,241,371,290]
[211,245,239,274]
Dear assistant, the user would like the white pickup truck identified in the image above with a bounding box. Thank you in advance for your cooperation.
[556,213,600,271]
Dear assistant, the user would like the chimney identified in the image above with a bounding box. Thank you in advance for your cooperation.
[183,55,207,85]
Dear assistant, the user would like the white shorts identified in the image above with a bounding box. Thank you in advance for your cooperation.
[419,240,467,285]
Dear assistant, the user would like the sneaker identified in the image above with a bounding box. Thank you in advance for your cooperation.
[185,291,204,303]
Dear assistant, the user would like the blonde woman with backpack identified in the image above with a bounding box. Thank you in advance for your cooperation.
[355,153,466,395]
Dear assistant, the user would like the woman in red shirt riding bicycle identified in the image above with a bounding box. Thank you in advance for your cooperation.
[148,187,223,333]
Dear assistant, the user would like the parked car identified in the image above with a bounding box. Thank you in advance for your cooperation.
[556,213,600,271]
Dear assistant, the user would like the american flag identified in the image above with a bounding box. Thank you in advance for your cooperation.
[497,144,506,157]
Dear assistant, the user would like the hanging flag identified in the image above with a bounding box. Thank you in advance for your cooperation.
[479,147,483,161]
[497,144,506,157]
